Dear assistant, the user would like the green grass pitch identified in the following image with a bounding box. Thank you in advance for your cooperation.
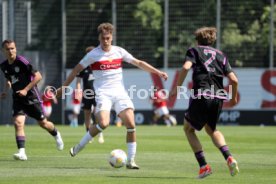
[0,125,275,184]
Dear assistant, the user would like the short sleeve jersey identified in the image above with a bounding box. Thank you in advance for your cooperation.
[0,56,41,104]
[79,45,135,92]
[76,66,95,91]
[184,45,233,99]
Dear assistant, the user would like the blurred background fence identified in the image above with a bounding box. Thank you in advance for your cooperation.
[0,0,275,124]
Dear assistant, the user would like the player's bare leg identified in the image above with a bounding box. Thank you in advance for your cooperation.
[92,109,105,144]
[205,125,239,176]
[13,115,27,161]
[184,120,203,152]
[38,119,64,151]
[184,120,212,178]
[70,110,109,156]
[84,109,92,131]
[119,108,139,169]
[84,109,93,143]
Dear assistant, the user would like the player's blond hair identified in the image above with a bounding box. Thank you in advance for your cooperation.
[194,27,217,46]
[97,23,114,35]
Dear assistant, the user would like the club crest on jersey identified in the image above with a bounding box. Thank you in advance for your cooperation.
[14,67,20,73]
[108,58,113,62]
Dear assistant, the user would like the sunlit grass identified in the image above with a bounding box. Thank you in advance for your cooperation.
[0,125,275,184]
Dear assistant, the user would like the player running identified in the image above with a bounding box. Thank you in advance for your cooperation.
[170,27,239,178]
[0,40,64,161]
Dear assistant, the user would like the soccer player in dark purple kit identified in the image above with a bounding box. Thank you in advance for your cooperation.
[170,27,239,178]
[0,40,64,161]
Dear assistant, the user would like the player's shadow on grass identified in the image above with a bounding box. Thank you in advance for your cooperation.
[108,175,189,179]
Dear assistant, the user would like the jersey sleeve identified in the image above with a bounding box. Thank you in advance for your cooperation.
[119,47,136,63]
[79,52,95,68]
[18,56,37,75]
[27,63,37,75]
[222,57,233,75]
[184,48,197,64]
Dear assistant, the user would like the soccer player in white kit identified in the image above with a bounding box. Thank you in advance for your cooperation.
[150,86,177,126]
[57,22,168,169]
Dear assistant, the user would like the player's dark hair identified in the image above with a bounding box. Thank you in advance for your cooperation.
[97,23,114,35]
[1,39,15,48]
[194,27,217,46]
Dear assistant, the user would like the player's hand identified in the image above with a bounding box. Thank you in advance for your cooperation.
[228,97,238,106]
[16,89,28,97]
[158,71,168,81]
[0,92,7,99]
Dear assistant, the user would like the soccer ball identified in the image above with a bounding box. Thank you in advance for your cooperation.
[109,149,127,168]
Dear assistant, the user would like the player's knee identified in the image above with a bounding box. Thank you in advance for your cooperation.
[14,120,21,126]
[183,121,194,133]
[95,123,108,132]
[14,119,24,130]
[205,125,215,136]
[38,119,48,128]
[14,122,24,131]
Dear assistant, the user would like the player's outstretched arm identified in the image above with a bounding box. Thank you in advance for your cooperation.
[170,61,192,97]
[131,59,168,81]
[56,64,84,98]
[177,61,192,86]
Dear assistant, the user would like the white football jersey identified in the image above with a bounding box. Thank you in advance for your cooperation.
[80,45,135,94]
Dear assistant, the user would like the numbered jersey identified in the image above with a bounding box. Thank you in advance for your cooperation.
[184,45,233,99]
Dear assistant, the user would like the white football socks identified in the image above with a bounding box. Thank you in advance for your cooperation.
[127,142,137,161]
[79,131,93,148]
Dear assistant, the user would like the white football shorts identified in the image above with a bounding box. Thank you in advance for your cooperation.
[154,106,169,117]
[95,91,134,115]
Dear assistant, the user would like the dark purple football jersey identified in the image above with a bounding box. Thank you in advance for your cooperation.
[1,55,41,104]
[184,45,233,99]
